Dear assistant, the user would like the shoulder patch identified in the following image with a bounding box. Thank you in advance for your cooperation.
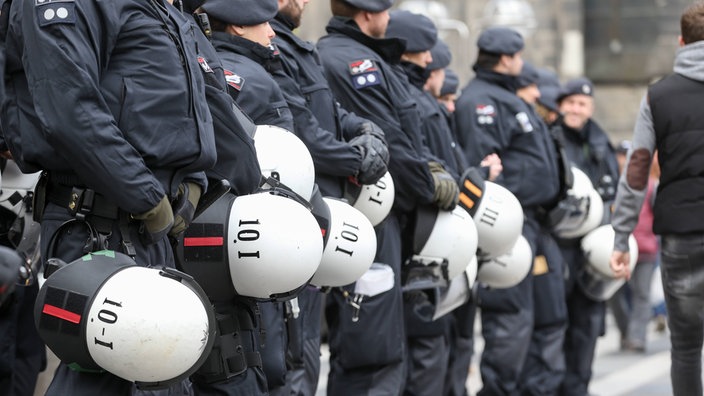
[476,104,495,125]
[348,59,381,89]
[35,0,76,27]
[197,56,213,74]
[515,112,534,133]
[224,69,244,91]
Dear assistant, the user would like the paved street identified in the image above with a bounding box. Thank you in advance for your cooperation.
[34,311,676,396]
[316,311,675,396]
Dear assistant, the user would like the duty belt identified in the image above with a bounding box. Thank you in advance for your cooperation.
[46,183,120,222]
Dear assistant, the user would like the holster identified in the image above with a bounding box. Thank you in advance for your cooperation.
[193,305,262,383]
[32,172,48,223]
[44,177,119,234]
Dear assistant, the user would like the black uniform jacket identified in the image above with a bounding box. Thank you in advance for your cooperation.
[317,17,435,214]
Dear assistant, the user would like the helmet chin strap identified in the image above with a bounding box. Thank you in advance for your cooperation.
[257,174,312,211]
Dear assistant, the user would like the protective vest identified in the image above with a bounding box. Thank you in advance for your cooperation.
[649,73,704,234]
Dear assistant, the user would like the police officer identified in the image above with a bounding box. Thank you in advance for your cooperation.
[202,0,292,129]
[433,68,481,396]
[535,68,561,125]
[0,165,45,396]
[178,1,273,395]
[436,68,461,115]
[551,78,619,396]
[2,0,216,394]
[271,1,390,395]
[384,12,462,395]
[181,0,262,198]
[454,28,567,395]
[432,65,490,396]
[317,0,459,394]
[196,1,295,395]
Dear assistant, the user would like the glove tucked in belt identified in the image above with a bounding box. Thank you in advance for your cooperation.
[133,196,173,245]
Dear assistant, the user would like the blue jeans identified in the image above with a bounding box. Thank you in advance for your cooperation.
[660,234,704,396]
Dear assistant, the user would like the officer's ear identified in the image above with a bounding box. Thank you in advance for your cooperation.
[228,24,246,37]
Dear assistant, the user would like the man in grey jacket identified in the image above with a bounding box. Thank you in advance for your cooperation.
[610,3,704,395]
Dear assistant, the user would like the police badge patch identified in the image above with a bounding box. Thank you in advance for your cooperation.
[35,0,76,27]
[476,104,496,125]
[348,59,381,89]
[198,56,213,74]
[224,70,244,91]
[515,112,534,133]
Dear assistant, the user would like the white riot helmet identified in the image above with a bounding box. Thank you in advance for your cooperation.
[431,255,479,320]
[35,251,215,388]
[549,167,604,239]
[177,191,323,301]
[253,125,315,201]
[404,205,478,290]
[344,171,395,226]
[477,234,532,289]
[458,168,523,260]
[0,160,41,216]
[578,225,638,301]
[310,197,376,287]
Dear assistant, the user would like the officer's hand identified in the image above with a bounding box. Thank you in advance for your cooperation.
[429,161,459,210]
[350,133,390,185]
[170,182,202,237]
[133,196,174,244]
[480,153,503,182]
[610,250,631,280]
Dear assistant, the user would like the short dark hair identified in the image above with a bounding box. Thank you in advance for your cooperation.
[205,14,229,32]
[330,0,359,18]
[681,2,704,44]
[473,50,502,70]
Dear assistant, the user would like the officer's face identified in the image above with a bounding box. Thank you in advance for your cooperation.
[437,93,457,113]
[508,52,524,76]
[559,94,593,130]
[517,83,540,105]
[279,0,308,28]
[425,68,445,97]
[402,50,432,69]
[367,10,390,38]
[239,21,276,47]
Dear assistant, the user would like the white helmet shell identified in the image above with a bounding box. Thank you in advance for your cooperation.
[468,181,524,260]
[414,206,478,280]
[226,192,323,299]
[85,266,212,383]
[551,167,604,239]
[466,254,478,290]
[477,234,532,289]
[310,198,376,287]
[561,188,604,239]
[35,251,215,388]
[0,160,41,216]
[578,224,638,301]
[345,171,395,226]
[254,125,315,201]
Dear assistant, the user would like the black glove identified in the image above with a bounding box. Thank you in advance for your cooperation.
[170,182,202,237]
[356,121,387,145]
[133,196,174,244]
[350,133,390,185]
[429,161,459,211]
